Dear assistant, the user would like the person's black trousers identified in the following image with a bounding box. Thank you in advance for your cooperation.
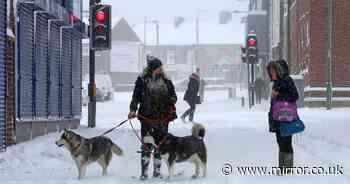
[276,131,293,153]
[182,101,196,122]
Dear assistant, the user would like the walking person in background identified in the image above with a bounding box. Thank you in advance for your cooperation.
[181,68,201,123]
[267,59,299,175]
[199,78,206,103]
[128,56,177,180]
[254,78,264,104]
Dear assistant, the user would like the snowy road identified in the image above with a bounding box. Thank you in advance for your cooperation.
[1,90,350,184]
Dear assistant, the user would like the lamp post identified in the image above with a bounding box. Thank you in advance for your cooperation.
[194,9,209,72]
[144,18,160,45]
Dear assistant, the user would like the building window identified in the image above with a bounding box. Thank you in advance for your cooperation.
[300,21,310,49]
[166,50,176,65]
[186,50,195,65]
[284,2,288,17]
[306,22,310,47]
[58,0,82,19]
[300,26,304,48]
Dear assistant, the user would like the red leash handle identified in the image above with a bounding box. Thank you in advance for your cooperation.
[129,119,155,154]
[136,114,171,124]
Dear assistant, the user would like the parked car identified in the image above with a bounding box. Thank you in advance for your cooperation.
[95,74,114,102]
[82,80,89,106]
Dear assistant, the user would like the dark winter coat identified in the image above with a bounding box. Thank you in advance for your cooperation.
[130,68,177,121]
[184,73,200,105]
[267,60,299,132]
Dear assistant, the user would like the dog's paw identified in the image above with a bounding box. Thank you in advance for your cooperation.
[191,175,198,179]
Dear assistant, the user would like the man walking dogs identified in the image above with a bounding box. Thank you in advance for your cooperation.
[128,56,177,180]
[182,68,201,123]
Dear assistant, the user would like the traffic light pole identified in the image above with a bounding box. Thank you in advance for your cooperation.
[247,63,251,108]
[88,0,96,128]
[248,62,255,109]
[88,49,96,128]
[251,63,255,106]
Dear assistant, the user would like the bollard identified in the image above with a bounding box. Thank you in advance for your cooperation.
[241,97,245,107]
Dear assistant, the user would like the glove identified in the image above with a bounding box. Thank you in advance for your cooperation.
[128,111,137,119]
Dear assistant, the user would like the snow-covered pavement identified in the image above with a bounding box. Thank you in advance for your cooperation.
[1,90,350,184]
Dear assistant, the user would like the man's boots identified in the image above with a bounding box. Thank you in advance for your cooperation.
[153,152,163,178]
[140,147,151,180]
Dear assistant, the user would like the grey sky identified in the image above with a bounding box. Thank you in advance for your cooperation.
[85,0,248,24]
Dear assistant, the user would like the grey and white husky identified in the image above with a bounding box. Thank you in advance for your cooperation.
[145,123,207,180]
[55,129,123,179]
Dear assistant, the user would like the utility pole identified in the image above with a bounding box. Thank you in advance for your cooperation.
[88,0,96,128]
[195,18,199,71]
[326,0,333,110]
[155,21,159,45]
[143,16,147,67]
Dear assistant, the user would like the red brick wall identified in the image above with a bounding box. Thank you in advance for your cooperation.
[309,0,328,87]
[288,0,350,106]
[308,0,350,88]
[333,0,350,87]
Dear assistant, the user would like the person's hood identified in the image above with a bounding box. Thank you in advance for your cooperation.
[142,67,152,77]
[147,55,162,72]
[190,73,200,81]
[276,59,290,78]
[266,59,290,80]
[141,67,169,80]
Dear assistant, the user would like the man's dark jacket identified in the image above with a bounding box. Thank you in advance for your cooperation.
[130,68,177,121]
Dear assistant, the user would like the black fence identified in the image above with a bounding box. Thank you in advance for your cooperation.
[16,1,83,122]
[0,0,7,152]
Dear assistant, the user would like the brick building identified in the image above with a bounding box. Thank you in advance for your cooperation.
[270,0,350,107]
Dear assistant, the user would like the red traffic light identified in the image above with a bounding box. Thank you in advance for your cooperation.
[247,38,257,47]
[95,10,106,23]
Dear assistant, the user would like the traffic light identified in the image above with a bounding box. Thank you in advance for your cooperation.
[90,4,111,50]
[246,31,258,63]
[241,46,247,63]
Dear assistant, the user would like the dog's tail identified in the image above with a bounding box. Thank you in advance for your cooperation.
[111,143,123,156]
[192,123,206,139]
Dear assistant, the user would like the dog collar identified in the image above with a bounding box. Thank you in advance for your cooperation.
[71,143,82,156]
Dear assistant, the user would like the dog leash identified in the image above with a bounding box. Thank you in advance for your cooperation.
[100,113,168,137]
[99,118,131,136]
